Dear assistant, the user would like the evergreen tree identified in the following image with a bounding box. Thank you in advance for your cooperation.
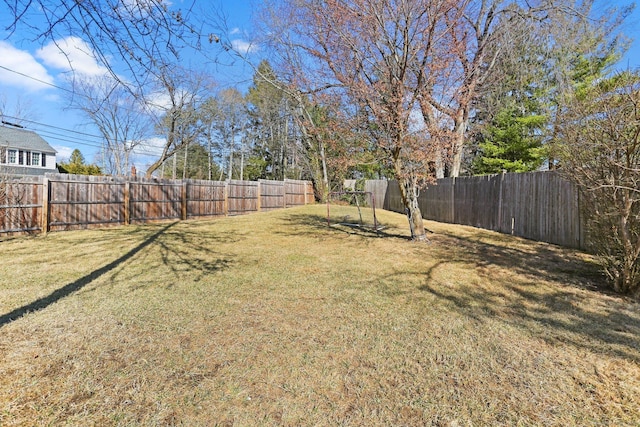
[161,143,221,180]
[58,149,102,175]
[471,102,547,174]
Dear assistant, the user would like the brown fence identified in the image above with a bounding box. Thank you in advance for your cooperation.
[1,174,314,235]
[0,176,43,234]
[363,171,584,249]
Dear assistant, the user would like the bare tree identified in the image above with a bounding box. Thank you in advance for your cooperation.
[199,97,221,181]
[555,71,640,296]
[418,0,631,177]
[246,61,297,181]
[66,76,151,176]
[0,96,39,127]
[264,0,460,240]
[145,67,214,177]
[217,88,246,180]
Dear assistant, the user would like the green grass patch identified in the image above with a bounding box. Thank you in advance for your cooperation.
[1,205,639,425]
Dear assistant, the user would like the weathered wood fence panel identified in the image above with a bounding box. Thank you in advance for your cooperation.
[363,180,382,209]
[0,176,42,234]
[0,174,313,235]
[48,175,125,231]
[227,180,259,216]
[260,180,285,211]
[186,180,226,218]
[285,179,311,207]
[361,171,584,249]
[498,172,583,248]
[453,175,502,231]
[130,180,182,223]
[422,178,455,224]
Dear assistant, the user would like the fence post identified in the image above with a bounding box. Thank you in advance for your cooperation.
[181,181,188,220]
[283,180,287,209]
[223,181,229,216]
[41,177,49,234]
[256,181,261,212]
[304,181,309,205]
[124,181,130,225]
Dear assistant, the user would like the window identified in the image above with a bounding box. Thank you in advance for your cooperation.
[0,147,5,164]
[18,150,23,165]
[26,151,31,166]
[8,150,17,164]
[32,152,40,166]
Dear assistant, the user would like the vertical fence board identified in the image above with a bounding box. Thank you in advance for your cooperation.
[366,171,584,249]
[0,176,42,234]
[260,180,285,211]
[186,180,226,218]
[1,174,312,236]
[228,180,259,215]
[284,179,311,207]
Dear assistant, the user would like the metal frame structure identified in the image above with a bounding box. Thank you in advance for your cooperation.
[327,191,378,232]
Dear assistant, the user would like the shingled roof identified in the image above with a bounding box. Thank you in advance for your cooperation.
[0,125,57,153]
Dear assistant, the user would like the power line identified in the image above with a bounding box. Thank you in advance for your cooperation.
[0,66,214,157]
[0,64,167,119]
[1,115,106,149]
[33,130,104,149]
[1,115,104,141]
[1,115,168,157]
[0,64,75,94]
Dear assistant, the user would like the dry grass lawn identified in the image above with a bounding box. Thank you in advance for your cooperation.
[1,205,639,426]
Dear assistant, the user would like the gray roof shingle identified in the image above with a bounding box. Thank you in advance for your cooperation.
[0,125,57,153]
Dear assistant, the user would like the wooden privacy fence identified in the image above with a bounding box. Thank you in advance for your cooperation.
[0,174,314,235]
[364,171,585,249]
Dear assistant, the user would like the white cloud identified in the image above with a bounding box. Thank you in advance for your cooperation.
[231,39,259,55]
[53,145,74,162]
[135,136,166,156]
[143,91,173,115]
[230,28,241,35]
[36,37,109,77]
[142,88,197,115]
[0,41,55,91]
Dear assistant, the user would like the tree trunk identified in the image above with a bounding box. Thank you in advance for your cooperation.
[393,157,426,241]
[172,153,177,179]
[450,110,468,177]
[207,134,213,181]
[182,144,188,179]
[435,151,445,179]
[399,178,427,241]
[319,140,329,202]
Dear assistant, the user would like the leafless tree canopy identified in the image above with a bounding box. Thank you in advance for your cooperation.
[3,0,205,88]
[556,72,640,296]
[66,75,151,176]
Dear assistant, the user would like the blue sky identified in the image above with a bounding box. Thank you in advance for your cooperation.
[0,0,639,171]
[0,1,259,169]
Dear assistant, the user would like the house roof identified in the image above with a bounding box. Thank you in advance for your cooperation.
[0,125,57,153]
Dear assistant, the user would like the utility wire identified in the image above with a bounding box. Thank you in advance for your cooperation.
[0,64,170,118]
[0,66,216,157]
[1,115,166,155]
[1,115,104,141]
[0,64,75,94]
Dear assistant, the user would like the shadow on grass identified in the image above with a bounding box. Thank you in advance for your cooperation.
[113,223,238,291]
[414,230,640,362]
[281,212,412,240]
[0,222,178,327]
